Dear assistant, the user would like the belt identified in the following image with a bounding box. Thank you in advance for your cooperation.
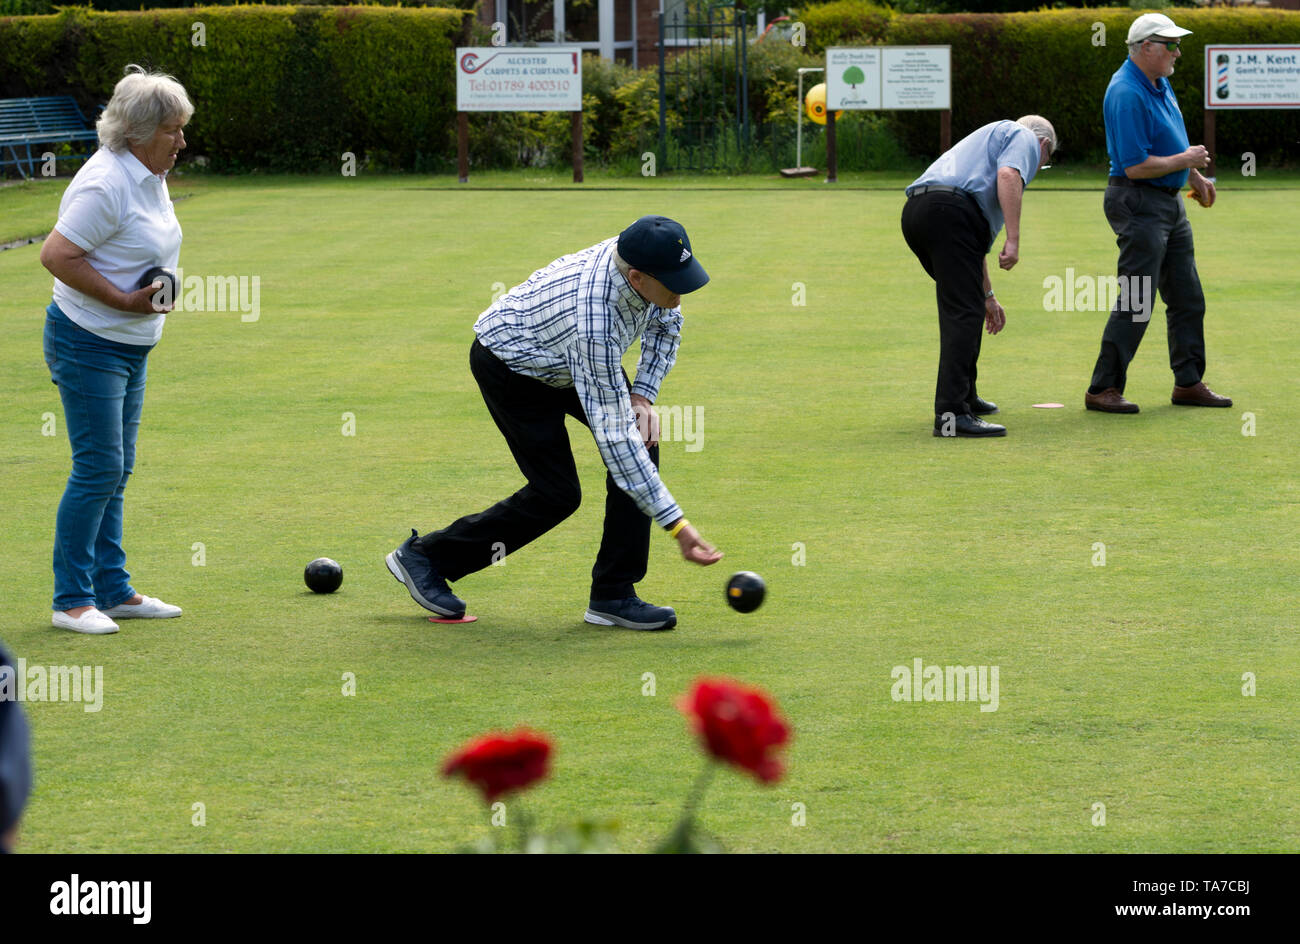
[1109,175,1180,197]
[908,185,974,198]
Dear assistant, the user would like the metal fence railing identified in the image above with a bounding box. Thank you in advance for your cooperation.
[658,3,749,172]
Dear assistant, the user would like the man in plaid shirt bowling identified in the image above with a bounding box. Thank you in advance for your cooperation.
[387,216,722,631]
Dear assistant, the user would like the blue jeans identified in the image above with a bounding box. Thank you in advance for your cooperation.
[43,303,153,611]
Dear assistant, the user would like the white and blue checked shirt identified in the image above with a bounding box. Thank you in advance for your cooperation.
[473,237,684,527]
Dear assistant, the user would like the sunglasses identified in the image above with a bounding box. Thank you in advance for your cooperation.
[1146,39,1181,51]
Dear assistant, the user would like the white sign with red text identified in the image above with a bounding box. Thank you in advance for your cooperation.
[456,47,582,112]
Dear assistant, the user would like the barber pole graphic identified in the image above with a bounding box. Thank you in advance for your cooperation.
[1216,54,1230,100]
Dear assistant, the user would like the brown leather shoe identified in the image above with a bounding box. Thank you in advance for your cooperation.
[1085,388,1140,413]
[1172,382,1232,407]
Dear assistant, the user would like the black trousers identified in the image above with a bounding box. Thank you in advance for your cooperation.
[417,338,654,600]
[901,191,987,417]
[1088,184,1207,394]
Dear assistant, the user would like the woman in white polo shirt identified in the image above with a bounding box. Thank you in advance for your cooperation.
[39,65,193,635]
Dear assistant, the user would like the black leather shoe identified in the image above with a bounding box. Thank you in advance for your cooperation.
[934,413,1007,438]
[385,529,466,617]
[968,396,999,415]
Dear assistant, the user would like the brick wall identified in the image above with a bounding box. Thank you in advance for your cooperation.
[636,2,660,69]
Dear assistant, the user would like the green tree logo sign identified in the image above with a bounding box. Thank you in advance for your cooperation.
[842,66,865,89]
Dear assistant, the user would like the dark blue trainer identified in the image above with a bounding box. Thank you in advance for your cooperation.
[584,596,677,631]
[385,529,466,618]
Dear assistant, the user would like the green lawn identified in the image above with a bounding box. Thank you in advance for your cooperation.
[5,162,1299,243]
[1,171,1296,852]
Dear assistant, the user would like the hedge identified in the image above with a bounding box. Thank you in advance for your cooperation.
[0,5,471,171]
[804,4,1300,164]
[798,1,894,54]
[4,5,1298,172]
[0,0,473,15]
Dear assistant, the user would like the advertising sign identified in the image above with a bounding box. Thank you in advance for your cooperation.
[456,48,582,112]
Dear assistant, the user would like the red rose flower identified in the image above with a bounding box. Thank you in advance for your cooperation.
[442,728,553,803]
[678,678,791,783]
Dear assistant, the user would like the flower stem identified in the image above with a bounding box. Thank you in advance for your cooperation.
[681,761,717,827]
[653,761,718,854]
[515,802,532,854]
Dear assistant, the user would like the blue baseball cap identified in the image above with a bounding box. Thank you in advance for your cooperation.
[617,215,709,294]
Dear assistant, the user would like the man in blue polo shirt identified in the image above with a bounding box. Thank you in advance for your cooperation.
[902,115,1057,437]
[1085,12,1232,413]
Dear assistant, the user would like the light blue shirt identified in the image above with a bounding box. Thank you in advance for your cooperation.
[906,121,1042,250]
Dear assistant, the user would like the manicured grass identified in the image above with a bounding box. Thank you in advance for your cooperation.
[5,162,1300,245]
[1,173,1296,852]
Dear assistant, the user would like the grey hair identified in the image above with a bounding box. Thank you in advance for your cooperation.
[97,64,194,152]
[1016,114,1058,156]
[613,248,632,278]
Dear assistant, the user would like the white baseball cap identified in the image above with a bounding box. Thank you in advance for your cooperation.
[1127,13,1192,44]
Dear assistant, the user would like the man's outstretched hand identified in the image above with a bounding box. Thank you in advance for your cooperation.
[675,522,722,565]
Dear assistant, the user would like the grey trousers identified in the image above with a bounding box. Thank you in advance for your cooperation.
[1088,184,1207,394]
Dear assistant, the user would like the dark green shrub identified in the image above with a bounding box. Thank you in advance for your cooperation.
[882,8,1300,164]
[795,1,894,55]
[0,5,470,172]
[7,5,1293,173]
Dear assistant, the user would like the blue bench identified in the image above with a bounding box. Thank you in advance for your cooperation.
[0,96,100,179]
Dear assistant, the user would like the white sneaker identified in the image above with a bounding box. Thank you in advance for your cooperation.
[101,595,183,619]
[53,608,120,635]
